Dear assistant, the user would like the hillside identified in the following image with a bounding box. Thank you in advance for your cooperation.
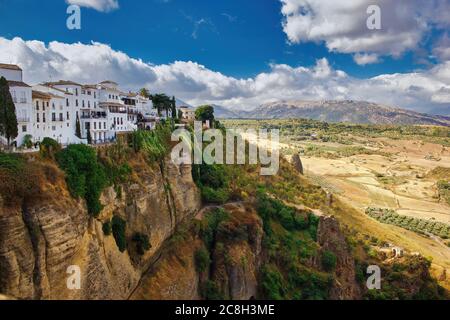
[219,100,450,126]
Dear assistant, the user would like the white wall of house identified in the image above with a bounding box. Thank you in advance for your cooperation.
[0,68,22,82]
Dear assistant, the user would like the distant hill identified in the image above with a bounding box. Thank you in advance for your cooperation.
[219,100,450,126]
[212,104,242,119]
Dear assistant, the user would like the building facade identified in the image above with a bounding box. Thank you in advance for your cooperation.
[0,64,159,147]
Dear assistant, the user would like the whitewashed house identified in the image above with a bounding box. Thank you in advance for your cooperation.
[0,64,33,146]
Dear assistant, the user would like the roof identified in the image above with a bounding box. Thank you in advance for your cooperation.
[38,84,73,95]
[100,80,118,85]
[83,84,98,90]
[8,81,30,88]
[32,90,52,100]
[44,80,82,87]
[0,63,22,71]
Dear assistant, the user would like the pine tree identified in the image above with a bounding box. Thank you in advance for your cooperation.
[0,77,18,146]
[75,114,81,138]
[171,96,177,119]
[87,129,92,145]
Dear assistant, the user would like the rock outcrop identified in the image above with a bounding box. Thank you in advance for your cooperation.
[0,157,201,300]
[316,216,361,300]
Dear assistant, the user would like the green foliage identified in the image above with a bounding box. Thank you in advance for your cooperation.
[151,93,172,117]
[194,247,211,273]
[321,250,337,272]
[260,265,286,300]
[39,137,61,160]
[437,180,450,205]
[193,164,231,204]
[199,208,229,250]
[22,134,33,149]
[366,207,450,240]
[75,115,81,139]
[0,152,41,205]
[132,232,151,255]
[195,105,215,123]
[0,77,18,145]
[112,216,127,252]
[102,220,112,236]
[201,280,225,300]
[256,191,331,299]
[129,125,171,161]
[56,144,108,217]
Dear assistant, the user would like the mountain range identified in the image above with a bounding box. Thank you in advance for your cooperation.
[214,100,450,126]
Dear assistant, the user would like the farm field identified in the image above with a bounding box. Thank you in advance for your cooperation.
[224,119,450,287]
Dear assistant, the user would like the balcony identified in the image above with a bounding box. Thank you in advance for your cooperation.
[17,117,30,123]
[81,112,107,119]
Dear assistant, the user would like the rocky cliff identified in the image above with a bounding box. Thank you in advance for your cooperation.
[0,156,201,300]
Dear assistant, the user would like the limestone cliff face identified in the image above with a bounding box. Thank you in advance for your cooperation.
[0,157,201,300]
[316,216,362,300]
[209,203,263,300]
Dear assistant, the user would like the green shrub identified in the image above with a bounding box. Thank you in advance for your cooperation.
[194,248,210,273]
[200,186,230,204]
[321,251,337,272]
[112,216,127,252]
[56,144,108,217]
[129,124,171,161]
[40,137,61,160]
[22,134,33,149]
[260,265,285,300]
[201,280,225,300]
[0,152,41,205]
[132,232,151,255]
[102,220,112,236]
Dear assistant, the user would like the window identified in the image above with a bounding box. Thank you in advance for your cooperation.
[12,90,17,103]
[20,91,26,103]
[36,101,39,110]
[76,99,79,107]
[82,100,85,108]
[67,112,70,120]
[75,88,78,96]
[104,122,106,129]
[52,126,56,131]
[46,102,49,107]
[43,114,46,123]
[52,103,55,110]
[52,113,56,121]
[94,92,96,98]
[66,99,69,107]
[85,123,89,130]
[94,122,97,130]
[22,125,27,132]
[59,113,63,121]
[36,113,40,123]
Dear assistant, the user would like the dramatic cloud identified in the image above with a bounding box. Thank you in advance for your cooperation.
[280,0,450,62]
[0,37,449,115]
[66,0,119,12]
[353,53,380,66]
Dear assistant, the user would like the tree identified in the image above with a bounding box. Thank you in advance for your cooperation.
[0,77,18,146]
[195,105,215,124]
[86,129,92,145]
[75,114,81,139]
[151,93,172,117]
[171,96,177,119]
[139,88,150,98]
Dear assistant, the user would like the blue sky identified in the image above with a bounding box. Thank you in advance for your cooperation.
[0,0,449,115]
[0,0,433,78]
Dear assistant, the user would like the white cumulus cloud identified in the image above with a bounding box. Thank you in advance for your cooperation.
[280,0,450,62]
[0,37,449,115]
[66,0,119,12]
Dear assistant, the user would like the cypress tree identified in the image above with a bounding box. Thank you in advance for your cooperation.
[0,77,18,146]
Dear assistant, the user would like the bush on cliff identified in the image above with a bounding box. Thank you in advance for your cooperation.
[112,216,127,252]
[321,250,337,272]
[194,247,211,273]
[0,152,42,206]
[40,137,61,160]
[132,232,151,255]
[56,144,108,217]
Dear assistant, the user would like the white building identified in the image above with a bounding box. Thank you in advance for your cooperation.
[0,63,159,147]
[0,64,33,146]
